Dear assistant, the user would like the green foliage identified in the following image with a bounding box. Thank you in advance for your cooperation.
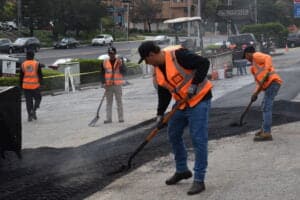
[0,76,19,87]
[77,59,102,84]
[241,22,288,47]
[42,69,64,91]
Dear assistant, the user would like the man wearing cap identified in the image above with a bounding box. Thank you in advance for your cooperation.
[243,46,282,141]
[100,47,126,123]
[20,51,44,122]
[138,41,212,195]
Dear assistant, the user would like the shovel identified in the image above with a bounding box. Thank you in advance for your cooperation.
[230,73,269,127]
[88,92,106,127]
[108,96,189,175]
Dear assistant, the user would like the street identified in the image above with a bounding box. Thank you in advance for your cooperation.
[0,47,299,199]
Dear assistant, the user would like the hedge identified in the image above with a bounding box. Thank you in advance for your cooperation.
[0,60,142,91]
[241,22,288,48]
[0,69,64,91]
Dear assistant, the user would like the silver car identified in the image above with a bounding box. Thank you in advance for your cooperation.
[91,34,113,46]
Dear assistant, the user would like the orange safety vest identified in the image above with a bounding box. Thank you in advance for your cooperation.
[155,49,213,109]
[103,58,124,86]
[250,52,282,91]
[21,60,40,89]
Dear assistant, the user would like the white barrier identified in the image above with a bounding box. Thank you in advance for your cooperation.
[64,67,75,93]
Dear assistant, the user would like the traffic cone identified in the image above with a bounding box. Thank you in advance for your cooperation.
[285,44,289,52]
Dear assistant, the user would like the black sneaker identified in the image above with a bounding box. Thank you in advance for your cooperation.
[187,181,205,195]
[32,111,37,120]
[28,115,33,122]
[165,170,192,185]
[104,120,112,124]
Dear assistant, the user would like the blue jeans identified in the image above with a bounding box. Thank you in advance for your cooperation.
[167,99,211,182]
[262,82,280,133]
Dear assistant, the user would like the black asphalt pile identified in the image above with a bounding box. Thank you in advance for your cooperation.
[0,100,299,200]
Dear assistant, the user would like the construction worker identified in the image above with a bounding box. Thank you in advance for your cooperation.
[138,41,212,195]
[100,46,126,123]
[20,51,44,122]
[243,46,282,141]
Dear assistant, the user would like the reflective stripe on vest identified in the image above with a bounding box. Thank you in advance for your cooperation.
[252,62,281,90]
[103,58,124,86]
[22,60,40,89]
[155,49,213,109]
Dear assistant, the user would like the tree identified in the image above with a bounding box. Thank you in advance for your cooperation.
[131,0,162,32]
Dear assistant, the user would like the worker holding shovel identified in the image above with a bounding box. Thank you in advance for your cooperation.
[243,46,282,141]
[100,47,126,124]
[138,41,212,195]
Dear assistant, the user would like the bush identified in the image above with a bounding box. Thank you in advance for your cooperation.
[42,68,64,91]
[241,23,288,48]
[77,59,102,84]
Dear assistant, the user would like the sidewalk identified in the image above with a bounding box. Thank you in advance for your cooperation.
[86,120,300,200]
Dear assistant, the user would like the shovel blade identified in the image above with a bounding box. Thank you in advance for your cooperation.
[88,116,99,127]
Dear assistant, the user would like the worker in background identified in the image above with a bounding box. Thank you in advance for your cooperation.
[138,41,212,195]
[243,46,282,141]
[100,47,126,123]
[20,51,44,122]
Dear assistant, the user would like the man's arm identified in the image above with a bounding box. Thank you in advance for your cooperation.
[100,62,105,84]
[175,48,210,84]
[38,63,44,83]
[157,85,172,116]
[19,65,24,88]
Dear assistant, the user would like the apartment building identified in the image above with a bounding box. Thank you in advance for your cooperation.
[102,0,199,30]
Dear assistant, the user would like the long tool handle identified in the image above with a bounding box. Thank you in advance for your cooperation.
[239,73,269,125]
[96,92,106,117]
[127,96,189,168]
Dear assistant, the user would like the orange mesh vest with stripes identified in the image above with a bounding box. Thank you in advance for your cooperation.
[250,52,282,91]
[103,58,124,86]
[155,49,213,109]
[22,60,40,89]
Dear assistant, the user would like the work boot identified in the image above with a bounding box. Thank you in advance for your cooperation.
[104,120,112,124]
[255,130,262,136]
[165,170,192,185]
[253,132,273,141]
[28,114,33,122]
[187,181,205,195]
[31,111,37,120]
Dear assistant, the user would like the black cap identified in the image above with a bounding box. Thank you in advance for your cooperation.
[138,41,160,64]
[26,51,35,60]
[108,46,117,54]
[243,46,255,59]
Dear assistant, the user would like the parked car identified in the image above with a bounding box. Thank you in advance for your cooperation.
[228,33,258,50]
[228,33,258,60]
[153,35,170,44]
[286,32,300,48]
[12,37,40,53]
[0,38,14,54]
[54,37,80,49]
[91,34,113,46]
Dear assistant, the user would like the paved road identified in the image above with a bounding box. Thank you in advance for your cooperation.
[28,34,228,66]
[1,47,299,199]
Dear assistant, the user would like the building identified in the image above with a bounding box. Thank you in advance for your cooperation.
[102,0,199,31]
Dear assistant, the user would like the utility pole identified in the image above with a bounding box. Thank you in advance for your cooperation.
[17,0,22,36]
[112,0,115,39]
[254,0,258,24]
[126,2,130,41]
[227,0,232,36]
[187,0,191,37]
